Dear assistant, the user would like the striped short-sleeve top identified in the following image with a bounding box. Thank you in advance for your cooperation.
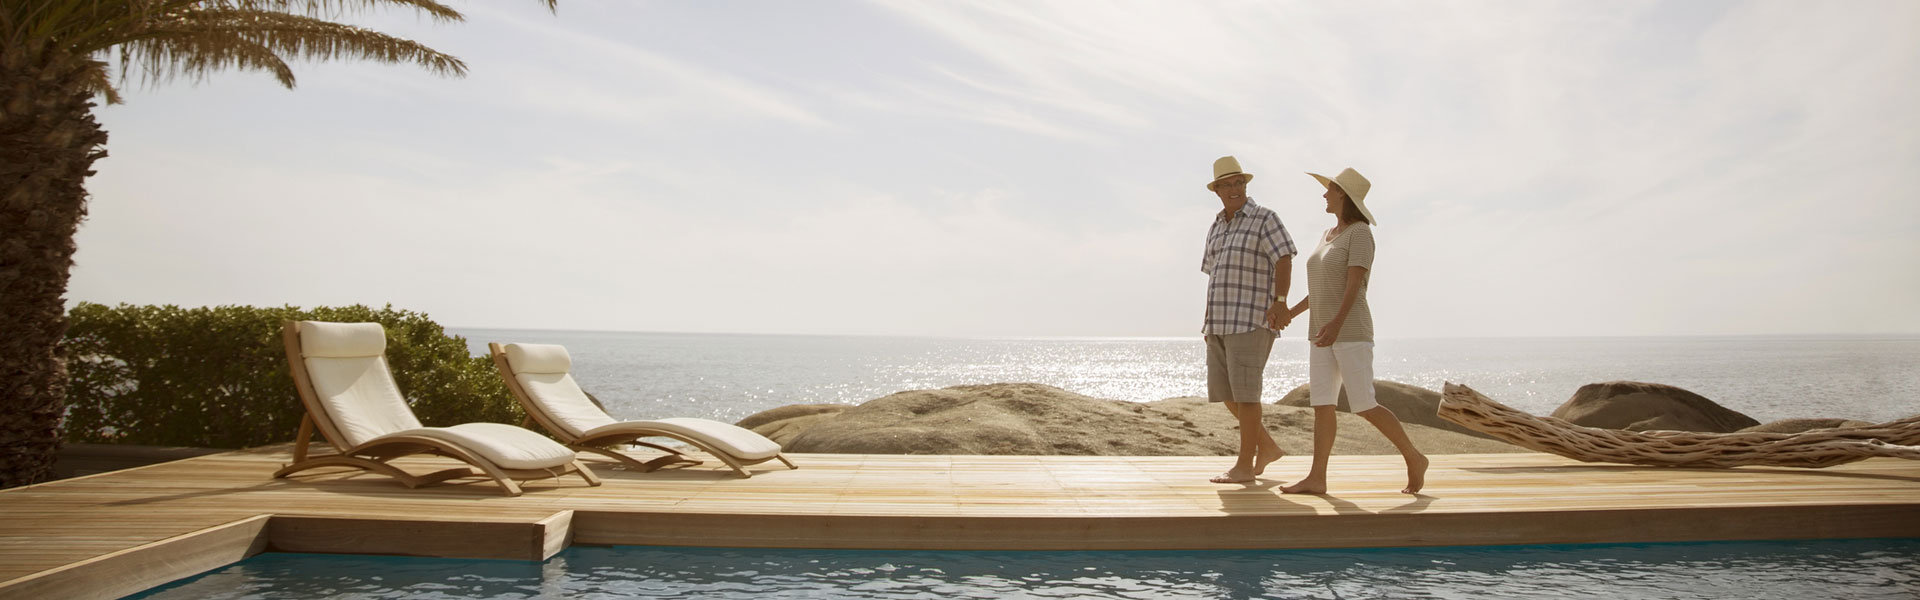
[1306,222,1376,343]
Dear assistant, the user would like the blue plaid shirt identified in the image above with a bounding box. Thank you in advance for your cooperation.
[1201,199,1297,335]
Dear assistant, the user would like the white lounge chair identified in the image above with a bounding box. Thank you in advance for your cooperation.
[277,321,601,496]
[490,342,796,478]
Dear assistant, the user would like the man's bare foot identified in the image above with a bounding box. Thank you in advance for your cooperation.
[1252,450,1283,476]
[1402,454,1429,494]
[1280,476,1326,494]
[1209,468,1257,484]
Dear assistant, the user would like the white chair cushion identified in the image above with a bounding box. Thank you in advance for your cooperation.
[305,356,423,448]
[584,417,784,461]
[300,321,387,358]
[387,423,578,471]
[503,343,572,374]
[516,372,618,439]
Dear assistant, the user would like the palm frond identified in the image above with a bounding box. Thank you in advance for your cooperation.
[220,0,469,23]
[110,8,465,90]
[116,26,296,89]
[77,58,126,104]
[17,0,474,60]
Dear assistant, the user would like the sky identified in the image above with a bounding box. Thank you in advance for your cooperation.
[67,0,1920,338]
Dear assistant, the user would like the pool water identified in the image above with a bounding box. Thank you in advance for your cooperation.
[130,539,1920,599]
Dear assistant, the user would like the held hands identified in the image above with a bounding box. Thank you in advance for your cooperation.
[1266,301,1292,330]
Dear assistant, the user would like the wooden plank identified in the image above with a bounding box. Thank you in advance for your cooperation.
[266,514,549,560]
[569,503,1920,550]
[0,448,1916,597]
[0,515,269,600]
[534,511,574,560]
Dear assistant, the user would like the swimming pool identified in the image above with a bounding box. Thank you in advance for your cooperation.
[130,539,1919,599]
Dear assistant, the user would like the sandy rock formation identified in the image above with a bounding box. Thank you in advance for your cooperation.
[737,383,1527,456]
[734,404,848,446]
[1276,380,1496,440]
[1551,381,1759,433]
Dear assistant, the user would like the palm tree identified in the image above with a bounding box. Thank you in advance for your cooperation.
[0,0,554,488]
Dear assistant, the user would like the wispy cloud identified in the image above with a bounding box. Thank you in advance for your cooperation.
[71,1,1920,337]
[462,4,834,130]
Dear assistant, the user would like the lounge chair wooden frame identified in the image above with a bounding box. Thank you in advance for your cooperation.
[489,343,797,478]
[277,321,601,496]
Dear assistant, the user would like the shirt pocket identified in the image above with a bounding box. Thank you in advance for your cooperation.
[1224,230,1259,254]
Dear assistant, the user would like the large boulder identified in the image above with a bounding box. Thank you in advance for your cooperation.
[771,383,1216,455]
[1142,397,1527,456]
[734,404,848,446]
[747,383,1527,456]
[1276,380,1495,440]
[1739,418,1874,434]
[1552,381,1759,433]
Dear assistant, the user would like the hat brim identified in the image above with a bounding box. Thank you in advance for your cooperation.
[1307,172,1375,225]
[1206,172,1252,191]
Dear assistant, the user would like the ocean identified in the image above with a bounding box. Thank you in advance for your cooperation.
[450,330,1920,427]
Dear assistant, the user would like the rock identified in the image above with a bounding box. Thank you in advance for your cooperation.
[1143,396,1524,456]
[766,383,1527,456]
[1739,418,1874,434]
[779,383,1211,455]
[1276,380,1496,440]
[1552,381,1759,433]
[736,404,848,447]
[736,403,846,429]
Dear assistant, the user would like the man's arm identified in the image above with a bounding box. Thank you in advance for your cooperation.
[1264,255,1294,329]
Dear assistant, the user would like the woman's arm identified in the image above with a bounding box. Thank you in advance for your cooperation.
[1314,265,1369,346]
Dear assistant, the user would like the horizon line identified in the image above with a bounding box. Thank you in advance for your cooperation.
[442,326,1920,342]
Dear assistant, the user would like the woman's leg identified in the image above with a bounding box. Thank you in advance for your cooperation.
[1282,344,1340,494]
[1280,405,1337,494]
[1357,407,1428,493]
[1340,342,1428,494]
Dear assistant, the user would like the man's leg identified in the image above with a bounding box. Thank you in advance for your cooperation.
[1212,330,1280,483]
[1213,330,1274,484]
[1205,335,1252,483]
[1211,402,1262,483]
[1221,401,1284,474]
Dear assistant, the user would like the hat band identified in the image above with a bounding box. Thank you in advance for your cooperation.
[1214,171,1243,180]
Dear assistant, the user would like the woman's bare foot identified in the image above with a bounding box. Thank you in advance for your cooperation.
[1210,468,1257,484]
[1402,454,1429,494]
[1280,476,1326,494]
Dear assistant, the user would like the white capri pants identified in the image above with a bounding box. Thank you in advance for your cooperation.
[1309,341,1379,413]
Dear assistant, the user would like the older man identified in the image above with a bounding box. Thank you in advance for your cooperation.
[1200,156,1297,484]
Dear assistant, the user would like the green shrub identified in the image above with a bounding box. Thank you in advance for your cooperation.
[63,303,522,448]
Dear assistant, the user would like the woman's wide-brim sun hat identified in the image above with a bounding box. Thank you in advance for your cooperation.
[1207,156,1253,191]
[1307,168,1375,225]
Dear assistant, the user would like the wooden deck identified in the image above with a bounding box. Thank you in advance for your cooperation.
[2,447,1918,599]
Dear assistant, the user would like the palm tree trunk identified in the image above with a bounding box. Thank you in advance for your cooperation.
[0,45,110,488]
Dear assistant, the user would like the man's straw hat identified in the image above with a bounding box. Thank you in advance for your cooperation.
[1207,156,1253,191]
[1307,168,1375,225]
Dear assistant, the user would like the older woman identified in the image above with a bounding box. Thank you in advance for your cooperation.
[1279,168,1428,495]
